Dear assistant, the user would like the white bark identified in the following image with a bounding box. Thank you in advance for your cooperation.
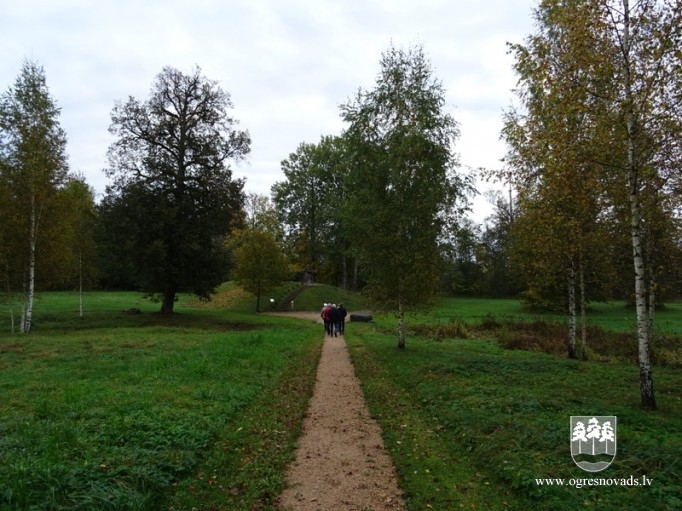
[622,0,655,408]
[567,260,577,359]
[22,194,37,333]
[579,255,587,360]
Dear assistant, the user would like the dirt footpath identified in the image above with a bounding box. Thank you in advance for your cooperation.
[273,312,405,511]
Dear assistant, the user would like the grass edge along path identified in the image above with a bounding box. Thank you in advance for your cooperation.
[167,328,323,510]
[347,331,522,511]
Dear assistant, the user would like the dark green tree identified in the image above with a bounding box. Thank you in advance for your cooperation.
[272,135,351,285]
[102,66,249,313]
[476,191,524,298]
[439,218,483,296]
[341,44,469,349]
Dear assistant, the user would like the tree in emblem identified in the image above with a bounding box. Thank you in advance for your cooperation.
[599,420,615,455]
[571,421,588,454]
[586,417,602,455]
[571,416,617,472]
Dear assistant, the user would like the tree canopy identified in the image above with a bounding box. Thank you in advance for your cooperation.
[341,44,469,348]
[0,60,70,332]
[230,194,289,312]
[503,0,682,408]
[272,135,351,286]
[101,66,249,313]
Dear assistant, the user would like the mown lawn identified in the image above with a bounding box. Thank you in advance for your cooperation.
[0,290,322,510]
[348,299,682,511]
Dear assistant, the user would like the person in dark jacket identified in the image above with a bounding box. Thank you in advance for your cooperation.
[329,304,341,337]
[337,303,348,334]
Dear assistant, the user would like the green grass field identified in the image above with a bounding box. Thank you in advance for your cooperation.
[0,289,322,510]
[348,298,682,511]
[1,287,680,510]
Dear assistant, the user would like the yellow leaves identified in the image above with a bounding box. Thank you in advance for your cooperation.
[187,283,250,309]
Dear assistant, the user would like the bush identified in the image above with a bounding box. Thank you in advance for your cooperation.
[406,319,471,341]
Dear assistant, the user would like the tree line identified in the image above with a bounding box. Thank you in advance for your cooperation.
[1,0,680,409]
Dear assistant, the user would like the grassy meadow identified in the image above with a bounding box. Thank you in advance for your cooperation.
[348,298,682,510]
[0,286,323,510]
[1,286,680,510]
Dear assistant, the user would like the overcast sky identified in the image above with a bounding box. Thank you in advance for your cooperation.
[1,0,537,221]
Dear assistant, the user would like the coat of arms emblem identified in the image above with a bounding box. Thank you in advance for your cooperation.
[570,416,617,472]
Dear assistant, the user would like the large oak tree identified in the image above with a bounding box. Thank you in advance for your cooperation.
[102,66,249,313]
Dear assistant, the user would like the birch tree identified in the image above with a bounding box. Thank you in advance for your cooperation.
[59,176,98,317]
[0,60,69,332]
[504,0,614,358]
[341,44,467,349]
[603,0,682,409]
[505,0,682,408]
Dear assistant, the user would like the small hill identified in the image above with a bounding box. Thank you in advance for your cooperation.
[277,283,366,313]
[188,281,367,314]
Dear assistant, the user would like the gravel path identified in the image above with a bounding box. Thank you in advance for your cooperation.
[272,312,405,511]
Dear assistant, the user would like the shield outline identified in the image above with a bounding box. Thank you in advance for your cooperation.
[570,415,617,473]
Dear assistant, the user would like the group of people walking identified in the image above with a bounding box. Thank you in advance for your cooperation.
[321,303,347,337]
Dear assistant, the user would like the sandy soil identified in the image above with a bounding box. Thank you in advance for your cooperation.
[270,312,405,511]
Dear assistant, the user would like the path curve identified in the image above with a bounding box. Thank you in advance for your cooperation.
[270,312,405,511]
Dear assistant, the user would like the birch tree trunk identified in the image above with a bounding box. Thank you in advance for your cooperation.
[567,260,577,359]
[22,194,37,333]
[622,0,655,409]
[579,255,587,360]
[630,171,655,408]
